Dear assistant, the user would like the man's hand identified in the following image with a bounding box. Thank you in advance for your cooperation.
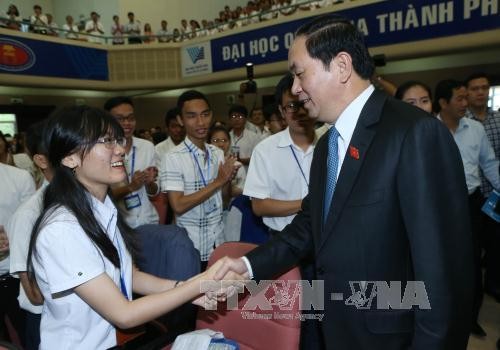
[129,170,147,191]
[215,156,239,186]
[213,257,249,281]
[0,226,10,261]
[144,166,158,185]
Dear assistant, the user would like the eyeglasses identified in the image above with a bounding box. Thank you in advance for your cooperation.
[211,138,229,143]
[230,114,246,119]
[114,115,136,123]
[282,101,304,114]
[96,137,127,149]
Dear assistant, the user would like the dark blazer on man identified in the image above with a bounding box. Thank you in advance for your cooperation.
[246,89,474,350]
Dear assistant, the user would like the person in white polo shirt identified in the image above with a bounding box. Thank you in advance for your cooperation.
[155,107,185,162]
[104,96,160,229]
[0,162,35,347]
[7,121,49,350]
[228,104,261,171]
[244,73,315,234]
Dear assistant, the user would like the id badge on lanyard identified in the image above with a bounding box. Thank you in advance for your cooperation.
[124,146,142,210]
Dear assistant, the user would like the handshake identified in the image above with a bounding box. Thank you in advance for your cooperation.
[191,256,250,309]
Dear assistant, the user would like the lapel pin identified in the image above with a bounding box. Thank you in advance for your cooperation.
[349,145,360,160]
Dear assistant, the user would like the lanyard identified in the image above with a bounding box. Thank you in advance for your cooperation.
[232,131,243,146]
[127,146,136,183]
[113,229,129,300]
[289,145,309,187]
[184,141,210,186]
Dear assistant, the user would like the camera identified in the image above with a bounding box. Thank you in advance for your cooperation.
[241,63,257,94]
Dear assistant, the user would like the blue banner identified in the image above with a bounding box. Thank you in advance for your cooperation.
[211,0,500,72]
[0,34,108,80]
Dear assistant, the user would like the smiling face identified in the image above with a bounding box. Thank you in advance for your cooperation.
[279,90,313,134]
[109,103,136,140]
[65,137,126,200]
[289,36,340,123]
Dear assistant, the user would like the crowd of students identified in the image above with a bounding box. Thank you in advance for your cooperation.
[1,67,498,348]
[1,0,350,43]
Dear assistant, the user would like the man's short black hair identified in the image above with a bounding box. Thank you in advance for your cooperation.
[296,14,374,79]
[275,73,294,107]
[25,120,48,157]
[164,107,180,126]
[263,103,281,122]
[128,12,134,17]
[433,79,466,113]
[465,72,491,87]
[228,104,248,118]
[103,96,134,111]
[33,5,42,10]
[177,90,211,112]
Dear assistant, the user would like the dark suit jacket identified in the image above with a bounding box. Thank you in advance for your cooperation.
[246,89,474,350]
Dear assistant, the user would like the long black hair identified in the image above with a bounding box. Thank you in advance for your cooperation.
[28,106,137,279]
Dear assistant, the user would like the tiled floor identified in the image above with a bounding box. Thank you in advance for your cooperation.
[469,295,500,350]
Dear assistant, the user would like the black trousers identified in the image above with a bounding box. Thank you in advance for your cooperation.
[479,196,500,292]
[0,274,25,345]
[469,189,484,323]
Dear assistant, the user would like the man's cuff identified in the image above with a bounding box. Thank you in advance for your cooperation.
[241,256,254,279]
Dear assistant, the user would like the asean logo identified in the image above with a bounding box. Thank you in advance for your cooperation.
[0,38,36,72]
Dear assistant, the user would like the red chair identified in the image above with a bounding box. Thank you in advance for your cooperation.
[150,192,168,224]
[196,242,301,350]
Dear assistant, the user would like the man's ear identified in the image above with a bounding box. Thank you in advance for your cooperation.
[33,154,49,171]
[176,115,184,127]
[61,153,80,170]
[438,98,447,111]
[331,52,353,84]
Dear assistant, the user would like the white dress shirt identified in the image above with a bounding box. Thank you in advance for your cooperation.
[33,195,132,350]
[120,137,159,228]
[0,163,35,275]
[7,181,47,314]
[242,84,375,277]
[244,127,315,231]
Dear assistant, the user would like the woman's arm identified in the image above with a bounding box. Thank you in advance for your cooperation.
[74,258,239,329]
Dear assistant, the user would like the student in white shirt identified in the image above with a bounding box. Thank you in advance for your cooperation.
[208,125,247,206]
[85,11,104,43]
[27,106,239,350]
[104,97,160,229]
[155,107,185,164]
[249,106,271,139]
[228,104,261,170]
[161,90,239,269]
[0,162,35,347]
[30,5,48,34]
[7,121,49,350]
[62,15,79,40]
[244,73,315,233]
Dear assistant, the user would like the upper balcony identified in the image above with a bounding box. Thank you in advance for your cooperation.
[1,0,499,91]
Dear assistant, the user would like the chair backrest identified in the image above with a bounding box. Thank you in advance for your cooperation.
[150,193,168,225]
[196,242,301,350]
[226,195,269,244]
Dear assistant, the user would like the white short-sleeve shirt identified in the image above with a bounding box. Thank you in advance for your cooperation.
[33,195,132,350]
[120,137,159,228]
[0,163,35,275]
[243,128,315,231]
[155,137,178,167]
[160,138,225,261]
[7,181,47,314]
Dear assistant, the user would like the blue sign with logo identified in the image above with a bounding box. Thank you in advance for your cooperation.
[210,0,500,72]
[0,34,108,80]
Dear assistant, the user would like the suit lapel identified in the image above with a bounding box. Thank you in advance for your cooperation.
[317,90,387,253]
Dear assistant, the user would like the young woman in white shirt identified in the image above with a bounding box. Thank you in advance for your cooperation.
[27,106,238,350]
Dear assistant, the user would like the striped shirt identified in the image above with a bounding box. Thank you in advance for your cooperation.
[466,109,500,197]
[160,138,225,261]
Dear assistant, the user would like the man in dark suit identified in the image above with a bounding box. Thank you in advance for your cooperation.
[215,14,474,350]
